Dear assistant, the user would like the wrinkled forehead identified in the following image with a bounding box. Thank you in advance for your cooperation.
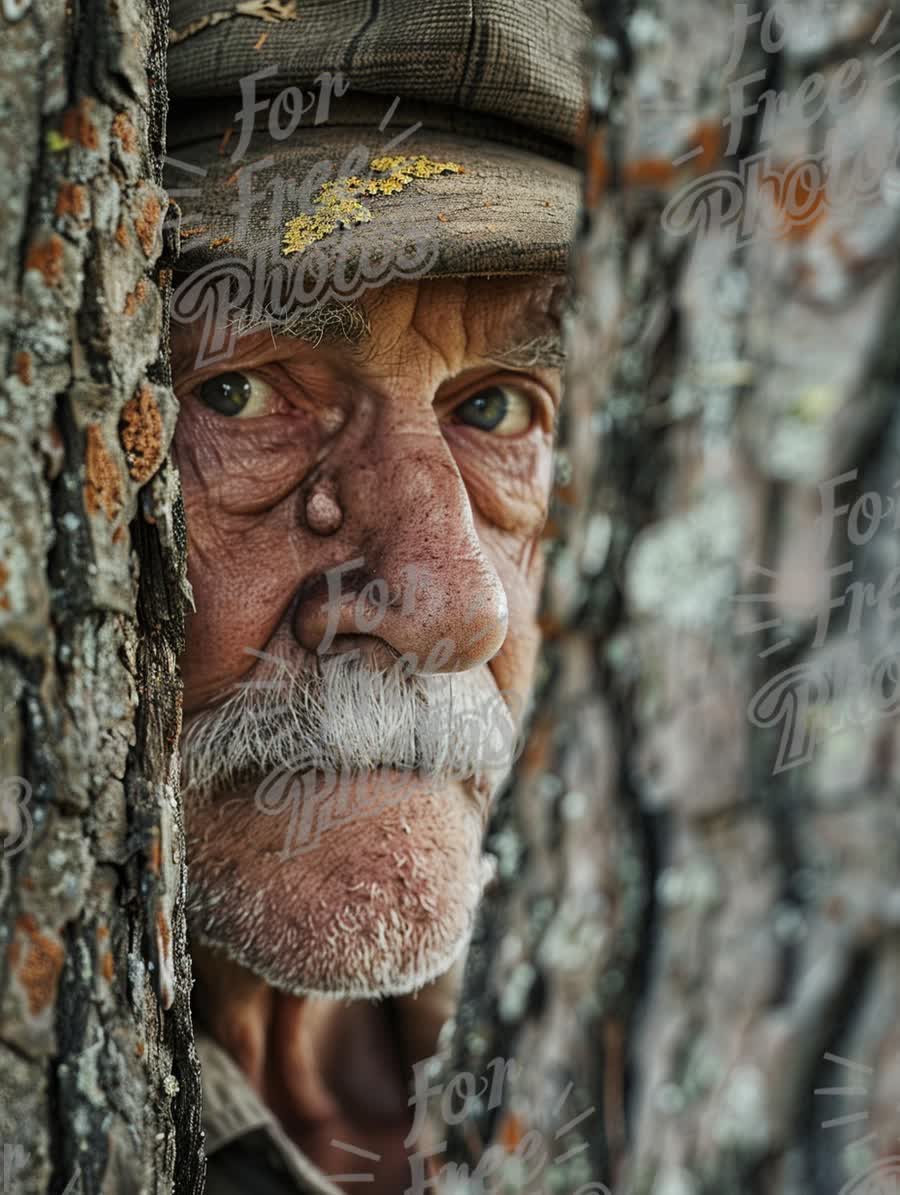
[361,273,569,354]
[169,272,569,379]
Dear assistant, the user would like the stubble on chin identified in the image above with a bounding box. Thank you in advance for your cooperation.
[184,772,496,999]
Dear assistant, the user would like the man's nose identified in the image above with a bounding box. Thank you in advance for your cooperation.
[292,422,508,673]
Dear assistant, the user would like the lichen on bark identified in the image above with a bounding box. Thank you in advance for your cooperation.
[443,3,900,1194]
[0,2,202,1192]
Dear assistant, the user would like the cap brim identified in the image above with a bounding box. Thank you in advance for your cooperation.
[165,99,580,295]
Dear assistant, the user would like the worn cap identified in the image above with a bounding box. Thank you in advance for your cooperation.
[165,0,588,326]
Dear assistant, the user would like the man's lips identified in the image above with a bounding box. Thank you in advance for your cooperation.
[231,764,493,861]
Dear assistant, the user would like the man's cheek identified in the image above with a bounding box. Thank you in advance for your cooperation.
[174,413,317,515]
[489,616,542,714]
[482,531,545,699]
[458,459,551,539]
[179,565,286,713]
[171,418,239,536]
[486,520,547,609]
[175,501,305,710]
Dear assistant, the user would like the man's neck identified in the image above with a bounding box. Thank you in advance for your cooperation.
[191,945,447,1193]
[193,944,414,1110]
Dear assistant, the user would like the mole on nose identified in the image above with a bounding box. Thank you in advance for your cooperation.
[305,483,344,536]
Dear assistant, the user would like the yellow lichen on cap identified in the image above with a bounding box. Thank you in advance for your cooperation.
[283,154,462,256]
[368,155,462,181]
[282,185,374,255]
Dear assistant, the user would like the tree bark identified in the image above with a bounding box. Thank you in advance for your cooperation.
[0,2,202,1192]
[442,3,900,1194]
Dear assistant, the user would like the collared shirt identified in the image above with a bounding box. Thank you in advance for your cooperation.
[198,1030,346,1195]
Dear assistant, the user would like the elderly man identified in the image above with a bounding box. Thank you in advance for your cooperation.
[165,2,586,1191]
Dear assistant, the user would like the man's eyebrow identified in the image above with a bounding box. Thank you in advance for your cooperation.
[482,329,566,371]
[227,297,372,348]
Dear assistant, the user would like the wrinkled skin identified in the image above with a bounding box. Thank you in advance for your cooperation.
[172,274,563,1191]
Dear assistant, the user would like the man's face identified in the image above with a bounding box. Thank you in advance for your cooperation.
[171,273,564,998]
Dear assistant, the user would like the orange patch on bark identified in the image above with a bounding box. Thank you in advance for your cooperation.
[585,120,723,205]
[772,162,828,240]
[624,157,678,187]
[689,120,723,173]
[55,181,87,219]
[111,111,137,155]
[101,951,114,982]
[15,352,32,386]
[62,99,99,149]
[123,278,147,316]
[135,195,161,257]
[156,909,171,957]
[497,1112,526,1151]
[14,914,65,1017]
[585,128,608,208]
[26,234,64,286]
[115,222,130,248]
[84,425,123,521]
[119,384,163,483]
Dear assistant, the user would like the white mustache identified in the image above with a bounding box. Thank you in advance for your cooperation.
[179,650,524,799]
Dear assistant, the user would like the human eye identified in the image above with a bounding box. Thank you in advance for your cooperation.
[194,370,278,419]
[452,384,534,436]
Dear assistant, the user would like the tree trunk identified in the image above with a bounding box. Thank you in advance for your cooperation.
[441,3,900,1194]
[0,3,202,1193]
